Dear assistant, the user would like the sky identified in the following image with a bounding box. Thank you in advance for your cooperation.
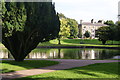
[53,0,119,24]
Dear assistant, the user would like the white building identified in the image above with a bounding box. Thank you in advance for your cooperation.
[78,19,108,39]
[118,1,120,21]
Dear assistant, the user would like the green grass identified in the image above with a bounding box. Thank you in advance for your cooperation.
[1,39,120,48]
[38,39,120,47]
[13,62,119,80]
[1,60,59,73]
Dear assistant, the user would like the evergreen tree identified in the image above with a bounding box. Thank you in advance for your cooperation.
[2,2,60,61]
[84,31,90,38]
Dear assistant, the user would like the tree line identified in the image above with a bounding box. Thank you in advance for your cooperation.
[96,20,120,44]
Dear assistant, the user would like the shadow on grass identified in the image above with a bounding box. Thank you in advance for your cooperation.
[12,77,119,80]
[2,62,119,80]
[2,69,15,73]
[2,60,59,73]
[75,70,99,77]
[72,62,119,75]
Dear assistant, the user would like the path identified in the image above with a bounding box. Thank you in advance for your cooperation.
[1,59,119,80]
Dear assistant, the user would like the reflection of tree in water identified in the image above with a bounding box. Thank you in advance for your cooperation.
[100,49,120,59]
[85,53,89,59]
[1,48,120,59]
[63,49,81,59]
[77,50,82,59]
[58,48,61,58]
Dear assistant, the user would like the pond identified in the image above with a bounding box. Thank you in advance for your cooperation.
[0,48,120,60]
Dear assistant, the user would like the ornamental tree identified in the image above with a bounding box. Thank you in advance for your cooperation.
[2,2,60,61]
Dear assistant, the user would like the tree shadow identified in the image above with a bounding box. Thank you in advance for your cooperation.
[74,70,99,77]
[1,62,119,80]
[71,62,119,76]
[2,60,59,73]
[11,77,119,80]
[2,69,15,73]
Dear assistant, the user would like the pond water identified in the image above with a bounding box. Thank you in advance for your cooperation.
[0,48,120,59]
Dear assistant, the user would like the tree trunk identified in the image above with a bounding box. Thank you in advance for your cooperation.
[2,31,39,62]
[102,40,106,45]
[58,38,61,45]
[58,48,61,58]
[14,57,25,62]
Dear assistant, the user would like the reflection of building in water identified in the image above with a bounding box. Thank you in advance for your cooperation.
[49,50,64,58]
[28,50,64,59]
[28,52,47,59]
[81,49,100,59]
[50,51,57,58]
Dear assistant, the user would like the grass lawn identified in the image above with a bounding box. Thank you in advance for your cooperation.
[38,39,120,48]
[13,62,119,80]
[1,39,120,48]
[1,60,59,73]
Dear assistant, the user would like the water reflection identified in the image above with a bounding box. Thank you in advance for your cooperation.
[0,48,120,59]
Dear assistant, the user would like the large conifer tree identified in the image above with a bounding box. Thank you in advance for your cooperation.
[2,2,60,61]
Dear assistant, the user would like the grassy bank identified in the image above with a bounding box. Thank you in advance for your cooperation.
[1,39,120,48]
[38,39,120,48]
[13,62,119,80]
[1,60,59,73]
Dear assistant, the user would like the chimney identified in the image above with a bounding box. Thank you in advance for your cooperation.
[91,19,94,23]
[98,20,104,24]
[80,20,83,24]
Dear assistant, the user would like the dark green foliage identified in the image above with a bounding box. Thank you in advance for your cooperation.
[2,2,60,61]
[104,20,115,26]
[115,21,120,41]
[84,31,90,38]
[96,26,110,44]
[96,21,120,45]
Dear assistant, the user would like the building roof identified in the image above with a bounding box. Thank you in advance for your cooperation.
[82,22,94,26]
[93,23,108,26]
[80,22,108,27]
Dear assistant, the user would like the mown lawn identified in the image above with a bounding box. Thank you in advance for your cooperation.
[38,39,120,47]
[1,60,59,73]
[1,39,120,48]
[13,62,119,80]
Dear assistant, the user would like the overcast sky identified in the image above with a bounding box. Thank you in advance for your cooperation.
[53,0,119,23]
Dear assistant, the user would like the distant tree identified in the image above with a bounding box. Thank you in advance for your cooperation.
[2,2,60,61]
[96,21,120,45]
[58,13,66,19]
[115,21,120,41]
[59,18,70,38]
[58,13,78,39]
[84,31,90,38]
[104,20,115,26]
[96,26,110,44]
[67,18,78,38]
